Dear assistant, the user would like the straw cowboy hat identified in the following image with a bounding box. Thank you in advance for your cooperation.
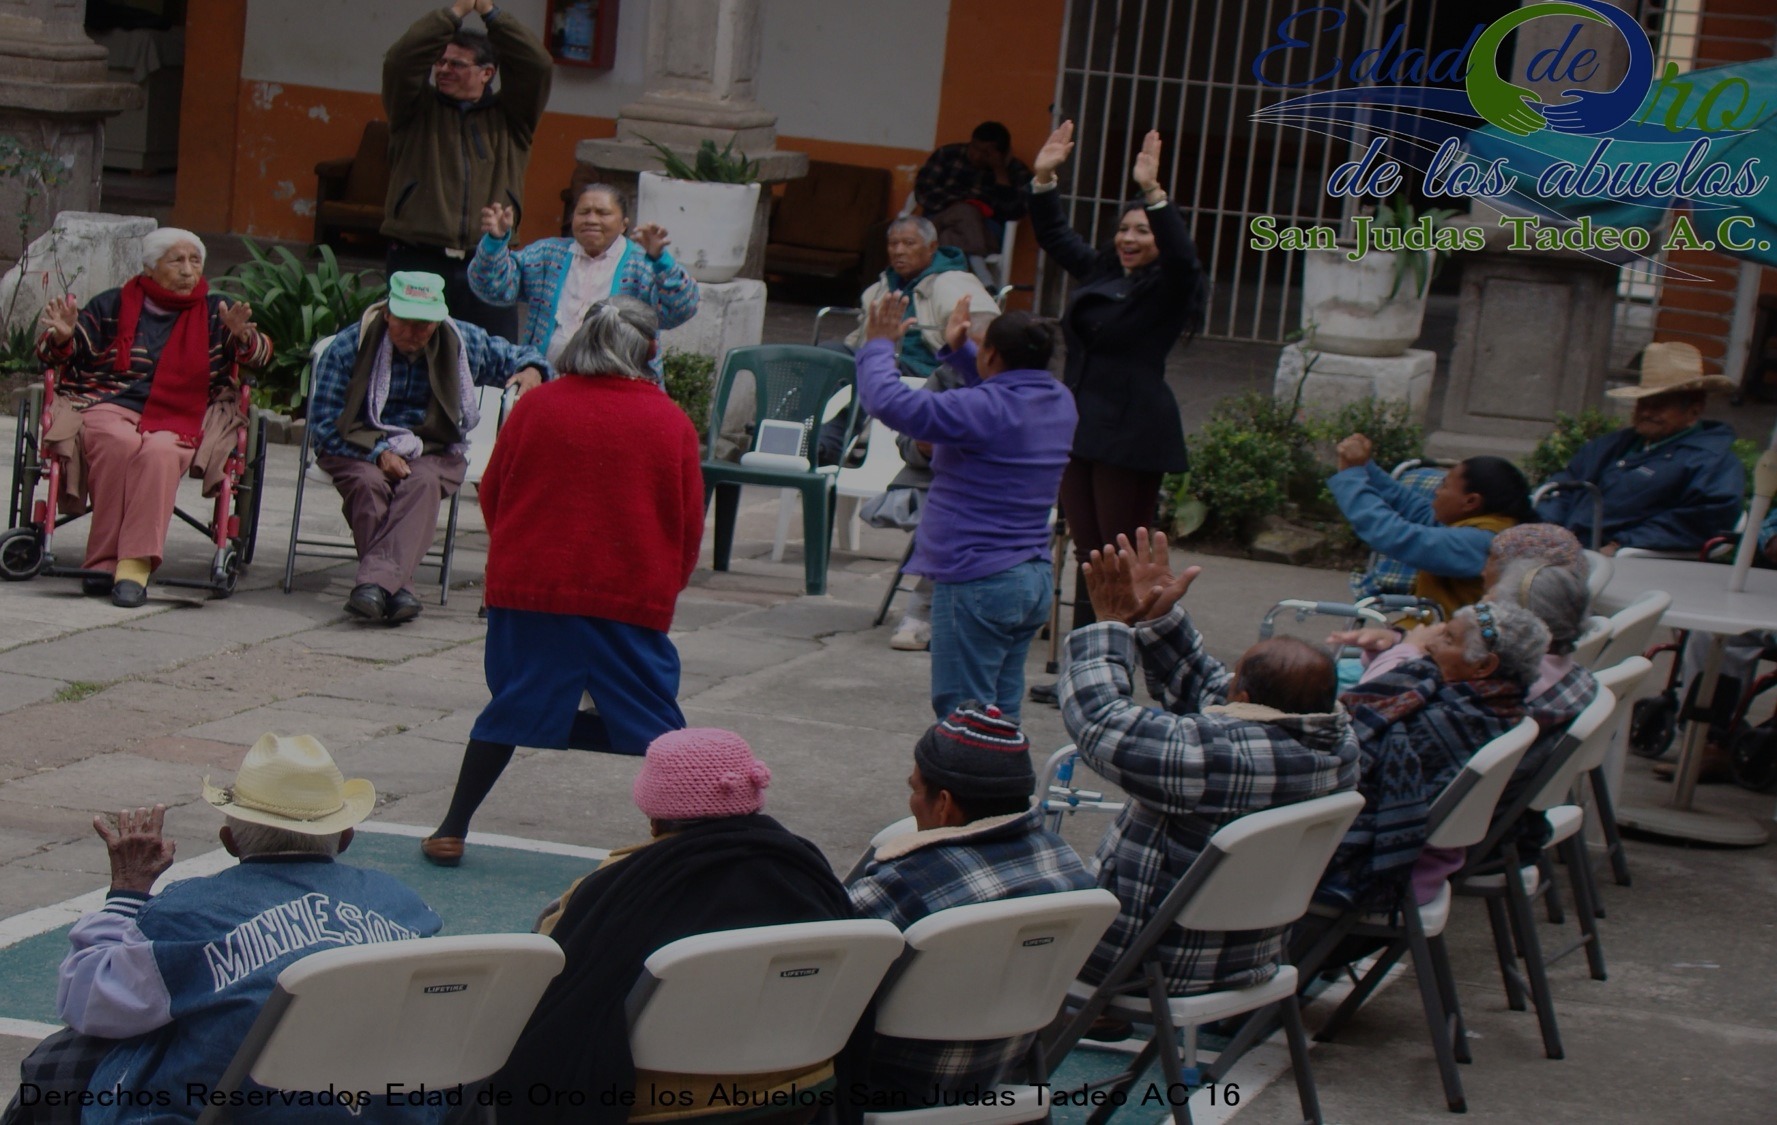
[202,734,375,835]
[1607,341,1738,399]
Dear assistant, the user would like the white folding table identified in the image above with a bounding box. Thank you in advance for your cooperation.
[1595,556,1776,847]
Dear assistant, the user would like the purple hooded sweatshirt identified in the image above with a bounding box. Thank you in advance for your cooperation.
[855,335,1076,584]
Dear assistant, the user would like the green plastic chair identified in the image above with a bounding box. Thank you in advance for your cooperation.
[702,345,858,595]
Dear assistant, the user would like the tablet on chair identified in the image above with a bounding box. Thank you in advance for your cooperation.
[740,419,810,471]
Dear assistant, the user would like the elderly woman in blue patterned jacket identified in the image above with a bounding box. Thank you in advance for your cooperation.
[467,184,699,377]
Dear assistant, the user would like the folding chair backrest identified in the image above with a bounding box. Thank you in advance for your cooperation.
[871,889,1121,1042]
[1593,590,1672,670]
[1571,615,1613,668]
[706,345,858,470]
[1528,688,1617,811]
[1425,718,1539,849]
[1172,791,1365,933]
[228,934,564,1094]
[842,815,919,883]
[297,334,339,408]
[1582,656,1656,772]
[627,919,904,1074]
[1582,550,1613,601]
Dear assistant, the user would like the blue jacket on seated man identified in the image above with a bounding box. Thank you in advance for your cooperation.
[1536,340,1745,554]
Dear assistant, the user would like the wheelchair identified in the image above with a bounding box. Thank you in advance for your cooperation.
[1,368,267,597]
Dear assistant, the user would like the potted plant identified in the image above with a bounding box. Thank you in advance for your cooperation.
[1300,195,1460,357]
[636,136,762,284]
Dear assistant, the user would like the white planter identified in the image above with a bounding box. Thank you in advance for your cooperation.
[636,171,760,284]
[1301,245,1429,358]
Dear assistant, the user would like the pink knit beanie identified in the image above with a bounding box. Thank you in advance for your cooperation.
[632,728,772,821]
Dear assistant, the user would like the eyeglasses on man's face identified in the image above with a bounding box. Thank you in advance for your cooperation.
[435,58,490,73]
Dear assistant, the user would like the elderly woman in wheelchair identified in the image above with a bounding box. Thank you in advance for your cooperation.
[30,228,270,607]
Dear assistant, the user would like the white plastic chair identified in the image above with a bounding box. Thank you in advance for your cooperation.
[862,889,1121,1124]
[626,919,904,1077]
[1571,615,1614,668]
[1591,589,1673,670]
[1584,656,1657,887]
[1044,790,1366,1125]
[1582,550,1614,602]
[1301,718,1540,1114]
[194,934,565,1125]
[842,815,920,883]
[833,375,928,552]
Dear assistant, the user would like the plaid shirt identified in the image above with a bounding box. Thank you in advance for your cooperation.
[1060,609,1360,995]
[308,316,550,461]
[849,808,1092,1099]
[914,143,1033,222]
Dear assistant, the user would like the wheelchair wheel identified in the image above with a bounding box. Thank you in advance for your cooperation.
[1629,693,1678,759]
[0,527,44,581]
[239,414,269,566]
[211,547,241,599]
[1728,725,1777,792]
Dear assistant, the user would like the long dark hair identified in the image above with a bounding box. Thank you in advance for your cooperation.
[1097,198,1208,342]
[1458,456,1536,523]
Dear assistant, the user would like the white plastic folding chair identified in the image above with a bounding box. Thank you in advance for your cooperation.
[862,889,1121,1124]
[842,815,920,883]
[1042,790,1366,1125]
[1591,589,1671,670]
[1582,656,1656,889]
[626,919,905,1092]
[193,933,565,1125]
[1299,718,1539,1114]
[833,375,928,552]
[1581,550,1613,602]
[1571,615,1614,668]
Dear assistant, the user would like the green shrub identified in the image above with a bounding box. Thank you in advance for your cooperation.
[1307,398,1425,473]
[662,350,717,433]
[1522,409,1618,484]
[211,239,386,411]
[1188,393,1319,531]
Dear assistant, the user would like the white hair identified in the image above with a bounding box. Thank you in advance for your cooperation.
[224,816,343,857]
[141,227,207,271]
[558,296,658,379]
[1492,560,1590,656]
[888,215,938,244]
[1454,602,1549,687]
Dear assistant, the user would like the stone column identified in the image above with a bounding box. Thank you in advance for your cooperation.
[0,0,140,260]
[575,0,806,282]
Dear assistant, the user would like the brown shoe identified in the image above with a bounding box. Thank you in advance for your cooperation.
[1652,747,1733,784]
[420,836,464,866]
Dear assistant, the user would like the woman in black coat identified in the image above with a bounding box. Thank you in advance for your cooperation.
[1028,122,1200,634]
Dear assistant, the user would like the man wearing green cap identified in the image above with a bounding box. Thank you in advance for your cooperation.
[309,271,551,624]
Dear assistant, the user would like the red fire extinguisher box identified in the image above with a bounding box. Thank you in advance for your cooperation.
[544,0,620,70]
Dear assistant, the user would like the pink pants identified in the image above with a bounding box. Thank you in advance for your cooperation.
[318,452,466,594]
[80,403,196,573]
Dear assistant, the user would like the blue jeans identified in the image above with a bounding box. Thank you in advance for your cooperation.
[929,559,1053,722]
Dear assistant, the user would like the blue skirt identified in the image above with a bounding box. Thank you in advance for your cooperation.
[471,608,686,754]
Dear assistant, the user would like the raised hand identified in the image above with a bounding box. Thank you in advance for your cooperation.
[632,222,671,259]
[451,0,476,19]
[1118,528,1172,607]
[480,203,514,239]
[1082,545,1143,627]
[866,292,915,343]
[942,296,972,352]
[1335,433,1374,472]
[95,805,176,895]
[1131,130,1164,193]
[1032,121,1076,184]
[39,294,78,344]
[219,300,257,344]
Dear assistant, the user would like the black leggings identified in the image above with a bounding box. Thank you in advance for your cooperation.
[1058,456,1164,630]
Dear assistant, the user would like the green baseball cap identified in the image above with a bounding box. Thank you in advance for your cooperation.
[386,271,450,321]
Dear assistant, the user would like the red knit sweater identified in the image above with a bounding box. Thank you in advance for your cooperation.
[479,375,704,631]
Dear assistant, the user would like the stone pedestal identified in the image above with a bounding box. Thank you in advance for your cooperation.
[1428,233,1620,460]
[572,0,805,281]
[0,2,141,260]
[661,279,765,364]
[0,211,155,332]
[1274,344,1434,422]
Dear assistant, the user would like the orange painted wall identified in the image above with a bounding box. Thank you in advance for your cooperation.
[182,0,1063,278]
[170,0,246,233]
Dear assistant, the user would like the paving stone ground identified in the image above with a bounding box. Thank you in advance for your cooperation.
[0,410,1772,1122]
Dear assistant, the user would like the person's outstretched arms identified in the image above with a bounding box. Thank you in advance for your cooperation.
[482,0,553,143]
[1129,130,1199,294]
[1026,121,1100,280]
[383,4,462,128]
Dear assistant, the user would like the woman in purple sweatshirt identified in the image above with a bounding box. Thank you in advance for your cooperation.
[857,293,1078,720]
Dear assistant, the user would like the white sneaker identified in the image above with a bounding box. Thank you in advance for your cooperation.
[891,617,931,651]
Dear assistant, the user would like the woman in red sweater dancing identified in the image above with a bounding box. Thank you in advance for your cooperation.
[422,296,704,866]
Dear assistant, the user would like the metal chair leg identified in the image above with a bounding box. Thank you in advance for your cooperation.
[1588,766,1632,888]
[873,534,916,627]
[438,490,460,606]
[1404,910,1467,1112]
[1505,862,1564,1060]
[1279,994,1325,1124]
[1484,896,1529,1011]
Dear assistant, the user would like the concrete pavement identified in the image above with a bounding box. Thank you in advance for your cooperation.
[0,410,1773,1122]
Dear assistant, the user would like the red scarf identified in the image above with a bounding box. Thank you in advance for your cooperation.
[117,275,213,445]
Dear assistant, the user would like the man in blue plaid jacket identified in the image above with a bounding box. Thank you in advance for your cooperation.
[848,703,1091,1103]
